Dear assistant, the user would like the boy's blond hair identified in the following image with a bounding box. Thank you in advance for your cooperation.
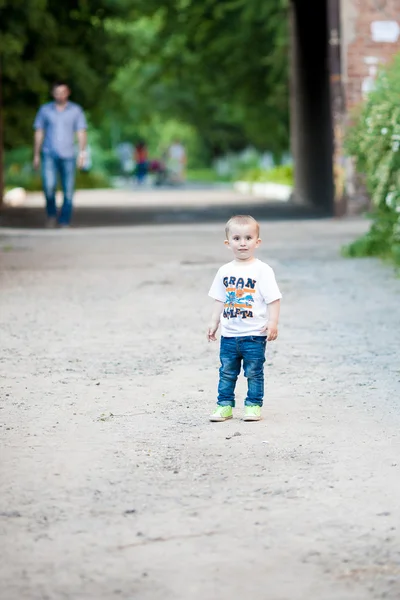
[225,215,260,239]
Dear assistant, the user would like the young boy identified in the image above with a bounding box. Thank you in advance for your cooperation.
[207,215,282,422]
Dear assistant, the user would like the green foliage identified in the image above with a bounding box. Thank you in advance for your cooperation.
[110,0,290,157]
[4,164,42,191]
[344,54,400,267]
[342,207,399,261]
[5,166,110,192]
[1,0,290,195]
[186,168,233,183]
[238,164,293,185]
[75,171,110,190]
[4,147,110,191]
[0,0,132,148]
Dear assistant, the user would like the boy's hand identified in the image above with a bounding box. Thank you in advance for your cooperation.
[207,323,219,342]
[207,300,223,342]
[260,320,278,341]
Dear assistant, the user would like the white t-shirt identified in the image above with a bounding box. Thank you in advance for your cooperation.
[208,259,282,337]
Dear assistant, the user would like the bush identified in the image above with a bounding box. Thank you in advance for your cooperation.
[75,171,110,189]
[238,164,294,186]
[186,168,233,183]
[343,53,400,267]
[4,146,111,192]
[5,164,43,191]
[5,167,110,192]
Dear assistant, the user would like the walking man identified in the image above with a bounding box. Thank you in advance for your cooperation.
[33,82,87,227]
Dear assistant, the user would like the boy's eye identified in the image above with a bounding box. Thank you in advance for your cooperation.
[233,236,239,240]
[246,236,252,240]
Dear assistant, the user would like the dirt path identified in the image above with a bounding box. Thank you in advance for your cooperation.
[1,217,400,600]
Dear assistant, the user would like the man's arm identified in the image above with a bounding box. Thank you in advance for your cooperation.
[33,130,44,170]
[76,129,87,169]
[207,300,224,342]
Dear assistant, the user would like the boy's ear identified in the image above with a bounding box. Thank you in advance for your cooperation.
[224,239,230,247]
[256,238,262,247]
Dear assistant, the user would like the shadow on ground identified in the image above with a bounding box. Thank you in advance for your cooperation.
[0,202,329,229]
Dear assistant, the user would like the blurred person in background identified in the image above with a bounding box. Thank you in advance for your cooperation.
[167,139,187,184]
[33,82,87,228]
[134,140,149,185]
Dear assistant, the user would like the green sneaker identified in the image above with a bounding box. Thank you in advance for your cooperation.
[210,406,233,422]
[244,405,262,421]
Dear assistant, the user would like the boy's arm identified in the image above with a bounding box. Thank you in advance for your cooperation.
[207,300,224,342]
[260,299,280,341]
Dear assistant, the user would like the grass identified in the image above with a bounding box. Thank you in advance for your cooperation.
[185,168,233,183]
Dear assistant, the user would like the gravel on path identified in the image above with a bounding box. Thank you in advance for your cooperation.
[1,217,399,600]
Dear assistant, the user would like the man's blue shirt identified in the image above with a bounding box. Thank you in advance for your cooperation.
[33,101,87,159]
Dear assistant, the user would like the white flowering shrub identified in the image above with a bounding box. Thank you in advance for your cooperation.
[344,53,400,266]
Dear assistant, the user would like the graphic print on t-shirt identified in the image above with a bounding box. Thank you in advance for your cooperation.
[223,275,256,320]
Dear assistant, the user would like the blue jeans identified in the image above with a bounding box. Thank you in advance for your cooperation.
[136,162,148,184]
[41,153,76,224]
[217,336,267,407]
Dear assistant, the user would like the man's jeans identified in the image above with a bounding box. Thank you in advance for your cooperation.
[217,336,267,407]
[41,153,76,224]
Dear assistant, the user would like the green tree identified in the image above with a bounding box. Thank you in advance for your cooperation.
[111,0,290,158]
[0,0,290,199]
[0,0,132,147]
[0,0,131,199]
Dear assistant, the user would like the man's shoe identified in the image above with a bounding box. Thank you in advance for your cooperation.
[210,406,233,422]
[244,405,262,421]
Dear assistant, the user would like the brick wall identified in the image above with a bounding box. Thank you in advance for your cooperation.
[341,0,400,109]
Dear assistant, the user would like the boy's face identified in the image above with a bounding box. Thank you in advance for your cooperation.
[225,223,261,262]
